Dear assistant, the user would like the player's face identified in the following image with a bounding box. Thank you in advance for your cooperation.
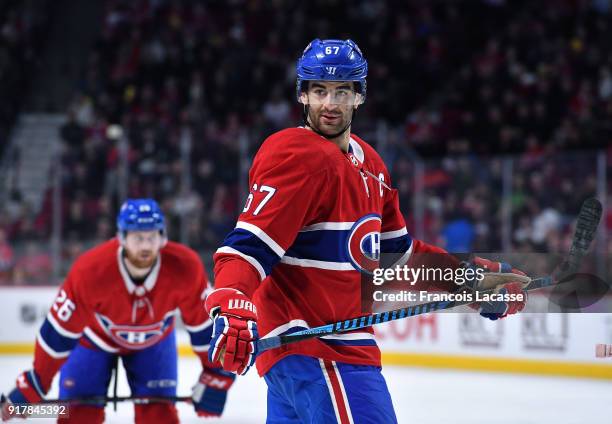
[300,81,362,136]
[123,230,163,269]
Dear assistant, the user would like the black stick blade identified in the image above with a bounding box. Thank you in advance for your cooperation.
[557,197,602,278]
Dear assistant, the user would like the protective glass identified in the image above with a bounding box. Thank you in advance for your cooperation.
[124,230,163,248]
[300,85,364,106]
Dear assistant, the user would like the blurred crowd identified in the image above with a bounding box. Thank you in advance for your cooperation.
[0,0,610,284]
[0,0,50,157]
[392,150,604,253]
[409,1,612,156]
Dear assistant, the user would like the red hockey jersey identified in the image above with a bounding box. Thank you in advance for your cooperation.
[33,238,212,391]
[213,128,445,376]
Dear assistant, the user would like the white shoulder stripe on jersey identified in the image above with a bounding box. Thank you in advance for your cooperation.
[184,319,213,333]
[216,246,267,280]
[280,256,354,271]
[300,222,354,232]
[235,221,286,257]
[262,319,310,339]
[84,327,119,353]
[36,332,71,359]
[380,227,408,240]
[46,312,82,339]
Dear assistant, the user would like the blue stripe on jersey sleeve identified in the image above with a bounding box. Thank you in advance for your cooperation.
[188,324,214,347]
[40,319,78,354]
[381,233,412,254]
[222,228,281,276]
[285,230,350,263]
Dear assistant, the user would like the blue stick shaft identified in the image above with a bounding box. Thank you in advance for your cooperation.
[256,276,553,353]
[257,199,600,353]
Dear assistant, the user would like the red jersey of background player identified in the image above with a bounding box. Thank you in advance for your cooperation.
[213,127,446,376]
[33,238,211,391]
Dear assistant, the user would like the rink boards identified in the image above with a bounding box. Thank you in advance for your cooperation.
[1,287,611,379]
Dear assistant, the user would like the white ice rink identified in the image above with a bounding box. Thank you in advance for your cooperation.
[1,355,611,423]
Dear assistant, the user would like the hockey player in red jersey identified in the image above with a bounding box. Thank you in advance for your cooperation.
[1,199,235,423]
[205,39,528,423]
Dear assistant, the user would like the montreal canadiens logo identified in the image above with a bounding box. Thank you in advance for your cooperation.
[347,214,381,274]
[97,313,173,350]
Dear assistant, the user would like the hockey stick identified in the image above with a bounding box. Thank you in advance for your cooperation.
[110,355,119,411]
[5,395,192,405]
[554,197,602,278]
[257,198,602,353]
[257,277,553,352]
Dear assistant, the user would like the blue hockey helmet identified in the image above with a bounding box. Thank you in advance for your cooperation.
[116,198,166,234]
[296,39,368,103]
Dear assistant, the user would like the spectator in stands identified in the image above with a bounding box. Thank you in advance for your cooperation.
[1,0,609,286]
[0,229,14,284]
[13,241,52,286]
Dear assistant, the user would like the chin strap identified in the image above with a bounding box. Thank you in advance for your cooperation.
[302,104,356,140]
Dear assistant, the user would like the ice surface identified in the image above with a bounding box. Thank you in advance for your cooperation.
[0,355,610,423]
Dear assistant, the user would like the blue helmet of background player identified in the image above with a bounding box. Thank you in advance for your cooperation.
[116,198,166,243]
[296,39,368,103]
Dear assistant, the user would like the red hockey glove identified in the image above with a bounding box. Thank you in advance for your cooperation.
[204,288,258,375]
[466,257,528,320]
[470,257,530,288]
[1,370,46,421]
[478,281,527,320]
[191,366,236,417]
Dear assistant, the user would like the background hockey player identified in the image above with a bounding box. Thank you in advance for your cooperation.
[1,199,235,423]
[205,39,529,423]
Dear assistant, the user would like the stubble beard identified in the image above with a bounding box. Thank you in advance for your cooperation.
[124,249,157,270]
[309,108,349,137]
